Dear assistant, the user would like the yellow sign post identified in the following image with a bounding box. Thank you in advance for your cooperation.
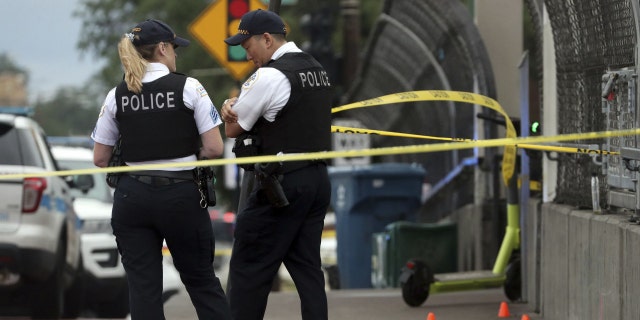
[189,0,267,81]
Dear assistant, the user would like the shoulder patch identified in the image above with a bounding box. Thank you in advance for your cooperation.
[242,71,259,90]
[196,84,209,97]
[209,102,221,123]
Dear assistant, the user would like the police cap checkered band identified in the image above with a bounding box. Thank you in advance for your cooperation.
[128,19,190,47]
[224,9,287,46]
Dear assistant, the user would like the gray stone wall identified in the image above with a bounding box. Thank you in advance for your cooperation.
[523,200,640,319]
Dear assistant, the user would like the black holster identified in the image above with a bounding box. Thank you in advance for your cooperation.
[196,165,217,206]
[254,162,289,208]
[106,137,123,188]
[232,132,260,171]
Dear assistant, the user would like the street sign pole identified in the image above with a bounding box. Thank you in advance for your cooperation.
[268,0,281,13]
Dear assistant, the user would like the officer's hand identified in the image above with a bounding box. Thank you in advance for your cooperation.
[221,98,238,123]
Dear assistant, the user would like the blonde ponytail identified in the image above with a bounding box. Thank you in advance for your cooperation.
[117,36,147,93]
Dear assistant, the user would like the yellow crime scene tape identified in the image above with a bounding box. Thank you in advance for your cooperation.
[0,90,634,183]
[331,125,621,156]
[332,90,518,185]
[1,129,636,181]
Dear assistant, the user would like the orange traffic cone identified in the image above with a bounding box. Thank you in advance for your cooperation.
[426,312,436,320]
[521,314,530,320]
[498,301,510,318]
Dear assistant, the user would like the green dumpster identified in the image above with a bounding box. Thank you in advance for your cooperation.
[372,220,458,288]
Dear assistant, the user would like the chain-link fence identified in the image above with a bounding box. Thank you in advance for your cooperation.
[342,0,497,221]
[544,0,637,209]
[344,0,638,214]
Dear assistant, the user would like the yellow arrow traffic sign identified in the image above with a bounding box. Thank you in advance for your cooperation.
[189,0,267,81]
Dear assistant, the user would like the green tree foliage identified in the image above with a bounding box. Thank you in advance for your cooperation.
[33,87,99,136]
[75,0,236,107]
[74,0,383,104]
[281,0,382,47]
[0,53,28,77]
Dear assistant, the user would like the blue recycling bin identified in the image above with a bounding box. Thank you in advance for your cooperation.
[329,163,426,288]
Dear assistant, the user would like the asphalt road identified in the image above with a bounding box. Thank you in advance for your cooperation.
[164,285,541,320]
[0,282,539,320]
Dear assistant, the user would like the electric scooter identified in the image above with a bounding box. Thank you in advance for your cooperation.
[399,146,522,307]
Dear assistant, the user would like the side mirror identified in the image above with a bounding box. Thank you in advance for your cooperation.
[66,174,94,193]
[75,174,95,192]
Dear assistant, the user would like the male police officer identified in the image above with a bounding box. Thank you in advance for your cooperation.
[220,9,332,320]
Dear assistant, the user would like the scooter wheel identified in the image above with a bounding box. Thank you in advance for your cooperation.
[504,256,522,302]
[401,274,429,307]
[400,259,432,307]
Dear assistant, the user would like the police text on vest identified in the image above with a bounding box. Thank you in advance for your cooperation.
[298,70,331,88]
[120,92,176,112]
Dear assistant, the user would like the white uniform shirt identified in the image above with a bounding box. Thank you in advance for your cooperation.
[234,42,302,131]
[91,62,221,170]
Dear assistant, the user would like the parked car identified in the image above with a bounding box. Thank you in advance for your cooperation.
[50,145,129,318]
[0,107,84,318]
[50,143,183,317]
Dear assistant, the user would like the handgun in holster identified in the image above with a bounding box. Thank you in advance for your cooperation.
[254,162,289,208]
[106,136,123,188]
[196,163,217,207]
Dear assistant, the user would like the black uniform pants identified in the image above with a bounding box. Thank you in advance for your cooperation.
[228,163,330,320]
[111,175,231,320]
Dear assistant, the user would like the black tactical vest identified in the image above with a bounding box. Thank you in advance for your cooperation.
[253,52,332,155]
[115,73,199,162]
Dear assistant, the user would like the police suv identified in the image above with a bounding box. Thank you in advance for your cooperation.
[0,107,84,318]
[50,144,130,318]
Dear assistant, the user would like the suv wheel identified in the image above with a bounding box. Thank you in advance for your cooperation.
[94,284,129,318]
[30,241,64,319]
[63,256,86,318]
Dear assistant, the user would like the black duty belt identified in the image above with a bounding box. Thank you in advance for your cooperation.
[128,170,194,186]
[280,160,326,174]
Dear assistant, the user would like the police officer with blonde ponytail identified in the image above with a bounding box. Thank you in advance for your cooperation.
[91,19,231,320]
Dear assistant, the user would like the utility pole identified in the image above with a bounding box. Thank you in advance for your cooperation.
[268,0,281,13]
[341,0,360,89]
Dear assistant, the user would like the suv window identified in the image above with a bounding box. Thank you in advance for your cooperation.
[0,123,45,168]
[57,159,112,203]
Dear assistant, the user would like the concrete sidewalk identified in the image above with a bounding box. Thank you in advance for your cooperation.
[265,288,538,320]
[165,286,540,320]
